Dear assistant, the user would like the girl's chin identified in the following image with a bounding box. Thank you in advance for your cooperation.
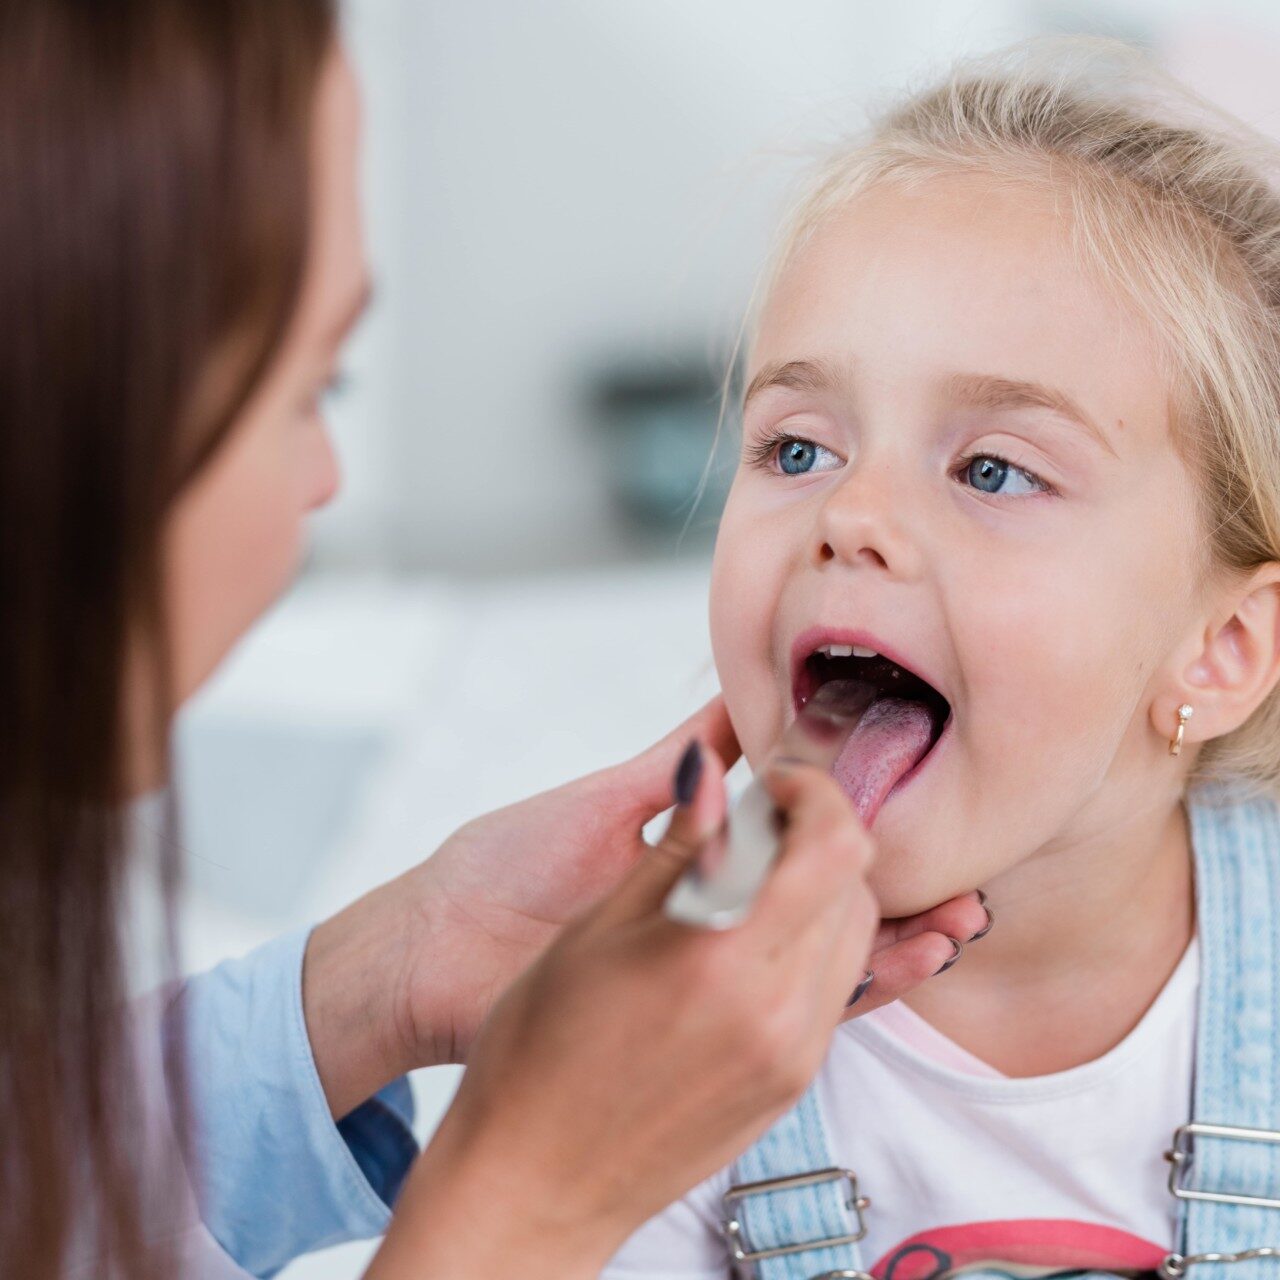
[863,838,962,920]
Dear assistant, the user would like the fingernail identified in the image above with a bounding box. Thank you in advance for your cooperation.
[969,892,994,942]
[673,741,703,807]
[934,936,963,976]
[846,969,874,1008]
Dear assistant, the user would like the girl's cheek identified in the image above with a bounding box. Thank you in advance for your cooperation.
[962,566,1146,785]
[710,503,789,765]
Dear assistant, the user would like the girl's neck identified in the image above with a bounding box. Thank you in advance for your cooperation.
[899,791,1196,1078]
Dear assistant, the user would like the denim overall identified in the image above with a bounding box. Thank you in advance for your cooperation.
[722,789,1280,1280]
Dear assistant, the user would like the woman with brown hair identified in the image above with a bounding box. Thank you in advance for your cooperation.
[0,2,988,1276]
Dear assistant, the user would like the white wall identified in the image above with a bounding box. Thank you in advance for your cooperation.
[321,0,1280,575]
[319,0,1060,572]
[316,0,1280,575]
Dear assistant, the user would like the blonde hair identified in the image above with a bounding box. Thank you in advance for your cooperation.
[757,36,1280,796]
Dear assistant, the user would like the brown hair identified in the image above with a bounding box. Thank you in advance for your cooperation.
[0,1,336,1274]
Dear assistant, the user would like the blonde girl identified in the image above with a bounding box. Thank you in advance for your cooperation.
[606,37,1280,1280]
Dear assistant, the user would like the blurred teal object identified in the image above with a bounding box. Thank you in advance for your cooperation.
[590,361,734,537]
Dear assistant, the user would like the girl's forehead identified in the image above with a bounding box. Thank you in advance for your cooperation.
[753,174,1170,440]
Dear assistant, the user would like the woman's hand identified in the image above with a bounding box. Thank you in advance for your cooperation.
[365,750,890,1278]
[304,698,738,1115]
[392,699,747,1065]
[304,698,990,1118]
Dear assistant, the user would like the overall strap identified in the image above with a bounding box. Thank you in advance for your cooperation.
[1173,791,1280,1280]
[725,1083,870,1280]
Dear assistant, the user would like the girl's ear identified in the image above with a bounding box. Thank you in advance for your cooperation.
[1160,565,1280,750]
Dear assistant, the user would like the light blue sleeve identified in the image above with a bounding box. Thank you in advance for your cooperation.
[165,927,419,1278]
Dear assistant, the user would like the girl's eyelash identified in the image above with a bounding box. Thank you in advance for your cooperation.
[747,432,1055,496]
[746,430,815,470]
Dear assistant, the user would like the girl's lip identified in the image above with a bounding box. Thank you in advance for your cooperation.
[788,624,948,716]
[782,623,954,817]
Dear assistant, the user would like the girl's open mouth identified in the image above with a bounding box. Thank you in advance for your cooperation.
[793,642,952,824]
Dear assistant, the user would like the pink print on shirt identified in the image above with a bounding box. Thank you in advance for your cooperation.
[873,1219,1166,1280]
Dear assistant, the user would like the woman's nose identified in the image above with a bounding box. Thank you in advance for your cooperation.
[308,425,343,512]
[813,466,925,581]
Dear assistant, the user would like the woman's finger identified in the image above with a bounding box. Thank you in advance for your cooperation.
[840,893,993,1020]
[840,930,966,1020]
[871,891,990,952]
[752,762,874,934]
[597,742,730,924]
[609,697,742,822]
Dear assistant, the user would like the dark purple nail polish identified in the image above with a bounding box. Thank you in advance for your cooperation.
[969,899,994,942]
[846,969,875,1008]
[674,740,703,807]
[934,937,963,976]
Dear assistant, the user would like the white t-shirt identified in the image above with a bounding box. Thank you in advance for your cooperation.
[603,940,1199,1280]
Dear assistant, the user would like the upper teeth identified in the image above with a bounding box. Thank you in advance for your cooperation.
[819,643,878,659]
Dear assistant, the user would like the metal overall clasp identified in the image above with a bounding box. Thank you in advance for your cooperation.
[1160,1122,1280,1277]
[722,1166,873,1279]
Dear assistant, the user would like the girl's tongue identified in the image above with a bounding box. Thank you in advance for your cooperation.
[833,697,935,825]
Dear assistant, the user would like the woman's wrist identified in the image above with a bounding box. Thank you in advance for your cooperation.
[303,883,431,1118]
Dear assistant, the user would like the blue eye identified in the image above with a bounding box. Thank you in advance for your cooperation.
[780,440,815,473]
[963,454,1043,496]
[777,437,841,476]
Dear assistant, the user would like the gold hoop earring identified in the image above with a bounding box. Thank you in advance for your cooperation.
[1170,704,1193,757]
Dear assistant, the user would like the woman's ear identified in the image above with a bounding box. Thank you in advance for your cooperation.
[1158,565,1280,750]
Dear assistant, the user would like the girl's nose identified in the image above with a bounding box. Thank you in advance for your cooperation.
[813,467,925,581]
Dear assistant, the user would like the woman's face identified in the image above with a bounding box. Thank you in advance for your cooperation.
[710,173,1208,916]
[164,49,368,709]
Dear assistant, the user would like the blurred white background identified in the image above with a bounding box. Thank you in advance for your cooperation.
[169,1,1280,1275]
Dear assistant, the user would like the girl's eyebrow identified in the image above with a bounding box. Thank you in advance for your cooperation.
[743,358,843,406]
[944,371,1118,458]
[744,359,1118,459]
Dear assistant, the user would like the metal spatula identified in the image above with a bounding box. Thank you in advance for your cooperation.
[663,680,875,929]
